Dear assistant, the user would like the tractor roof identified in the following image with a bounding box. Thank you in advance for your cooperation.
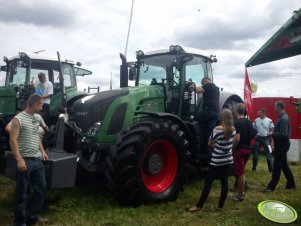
[144,46,213,59]
[245,8,301,67]
[7,51,80,65]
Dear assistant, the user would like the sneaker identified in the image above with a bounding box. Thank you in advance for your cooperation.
[229,187,237,192]
[285,185,296,190]
[252,168,256,172]
[213,206,223,212]
[231,195,244,202]
[263,188,274,193]
[27,217,49,225]
[187,206,201,213]
[37,217,49,224]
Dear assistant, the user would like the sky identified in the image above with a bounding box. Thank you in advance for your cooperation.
[0,0,300,99]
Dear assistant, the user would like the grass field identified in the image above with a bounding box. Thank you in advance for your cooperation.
[0,155,300,226]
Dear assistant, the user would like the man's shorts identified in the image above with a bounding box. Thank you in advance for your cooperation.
[232,148,251,177]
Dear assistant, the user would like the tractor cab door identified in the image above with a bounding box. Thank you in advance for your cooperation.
[50,65,91,117]
[165,66,181,114]
[0,83,17,122]
[0,66,16,119]
[181,55,211,118]
[0,60,31,119]
[50,63,77,116]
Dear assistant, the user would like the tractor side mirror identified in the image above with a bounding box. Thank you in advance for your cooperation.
[289,96,298,106]
[128,64,136,80]
[174,58,181,71]
[9,61,17,83]
[0,66,7,72]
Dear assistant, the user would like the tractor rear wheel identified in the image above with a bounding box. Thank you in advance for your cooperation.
[105,119,189,204]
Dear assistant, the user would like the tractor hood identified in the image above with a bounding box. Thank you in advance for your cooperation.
[71,89,129,133]
[71,85,164,134]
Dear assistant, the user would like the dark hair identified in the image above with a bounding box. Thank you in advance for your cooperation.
[201,77,211,83]
[57,106,67,114]
[275,101,285,110]
[27,94,43,107]
[235,103,246,116]
[259,108,266,114]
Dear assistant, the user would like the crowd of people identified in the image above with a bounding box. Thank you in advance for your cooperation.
[188,78,296,214]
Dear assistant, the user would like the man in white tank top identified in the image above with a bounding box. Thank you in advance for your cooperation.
[9,94,48,226]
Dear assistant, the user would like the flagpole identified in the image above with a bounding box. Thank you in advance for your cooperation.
[124,0,135,57]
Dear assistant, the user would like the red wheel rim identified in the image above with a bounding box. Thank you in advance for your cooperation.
[140,139,178,193]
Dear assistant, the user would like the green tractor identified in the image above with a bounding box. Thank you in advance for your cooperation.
[2,45,243,204]
[0,51,92,171]
[58,45,243,204]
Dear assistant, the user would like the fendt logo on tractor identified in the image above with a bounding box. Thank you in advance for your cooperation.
[0,45,243,205]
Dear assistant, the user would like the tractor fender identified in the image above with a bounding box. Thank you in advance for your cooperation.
[135,112,193,142]
[219,91,243,111]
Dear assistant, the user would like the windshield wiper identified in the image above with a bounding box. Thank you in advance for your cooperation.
[144,65,149,73]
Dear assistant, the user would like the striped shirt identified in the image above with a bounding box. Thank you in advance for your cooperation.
[209,128,236,166]
[15,112,41,158]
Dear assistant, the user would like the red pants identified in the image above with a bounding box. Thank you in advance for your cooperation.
[233,148,251,177]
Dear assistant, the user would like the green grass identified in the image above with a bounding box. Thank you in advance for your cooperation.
[1,156,300,226]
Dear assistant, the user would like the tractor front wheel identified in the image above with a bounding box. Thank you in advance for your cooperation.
[105,119,189,204]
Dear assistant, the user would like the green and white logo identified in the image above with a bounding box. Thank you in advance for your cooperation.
[258,200,298,224]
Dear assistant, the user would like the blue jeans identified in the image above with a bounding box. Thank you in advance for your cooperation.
[252,136,273,172]
[14,158,46,226]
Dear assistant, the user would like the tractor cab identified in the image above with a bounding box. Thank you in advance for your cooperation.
[0,51,92,124]
[121,45,218,119]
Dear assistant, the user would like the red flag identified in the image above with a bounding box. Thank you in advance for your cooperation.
[244,68,252,116]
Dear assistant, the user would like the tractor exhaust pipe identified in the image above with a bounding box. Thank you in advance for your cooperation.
[120,53,128,88]
[57,51,66,106]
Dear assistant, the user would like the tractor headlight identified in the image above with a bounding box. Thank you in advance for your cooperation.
[19,52,27,58]
[3,56,8,63]
[136,50,144,58]
[169,45,183,53]
[87,122,102,136]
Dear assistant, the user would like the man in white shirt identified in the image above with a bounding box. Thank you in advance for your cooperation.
[34,72,53,124]
[252,108,274,173]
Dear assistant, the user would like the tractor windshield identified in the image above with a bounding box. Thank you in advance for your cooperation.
[6,59,76,89]
[6,60,27,85]
[137,54,212,87]
[137,54,176,86]
[183,56,213,87]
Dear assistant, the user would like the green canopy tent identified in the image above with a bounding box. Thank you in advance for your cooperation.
[245,8,301,67]
[245,8,301,113]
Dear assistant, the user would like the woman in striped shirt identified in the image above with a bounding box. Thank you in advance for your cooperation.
[189,108,236,213]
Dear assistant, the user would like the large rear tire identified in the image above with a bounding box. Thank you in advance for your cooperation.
[105,119,189,204]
